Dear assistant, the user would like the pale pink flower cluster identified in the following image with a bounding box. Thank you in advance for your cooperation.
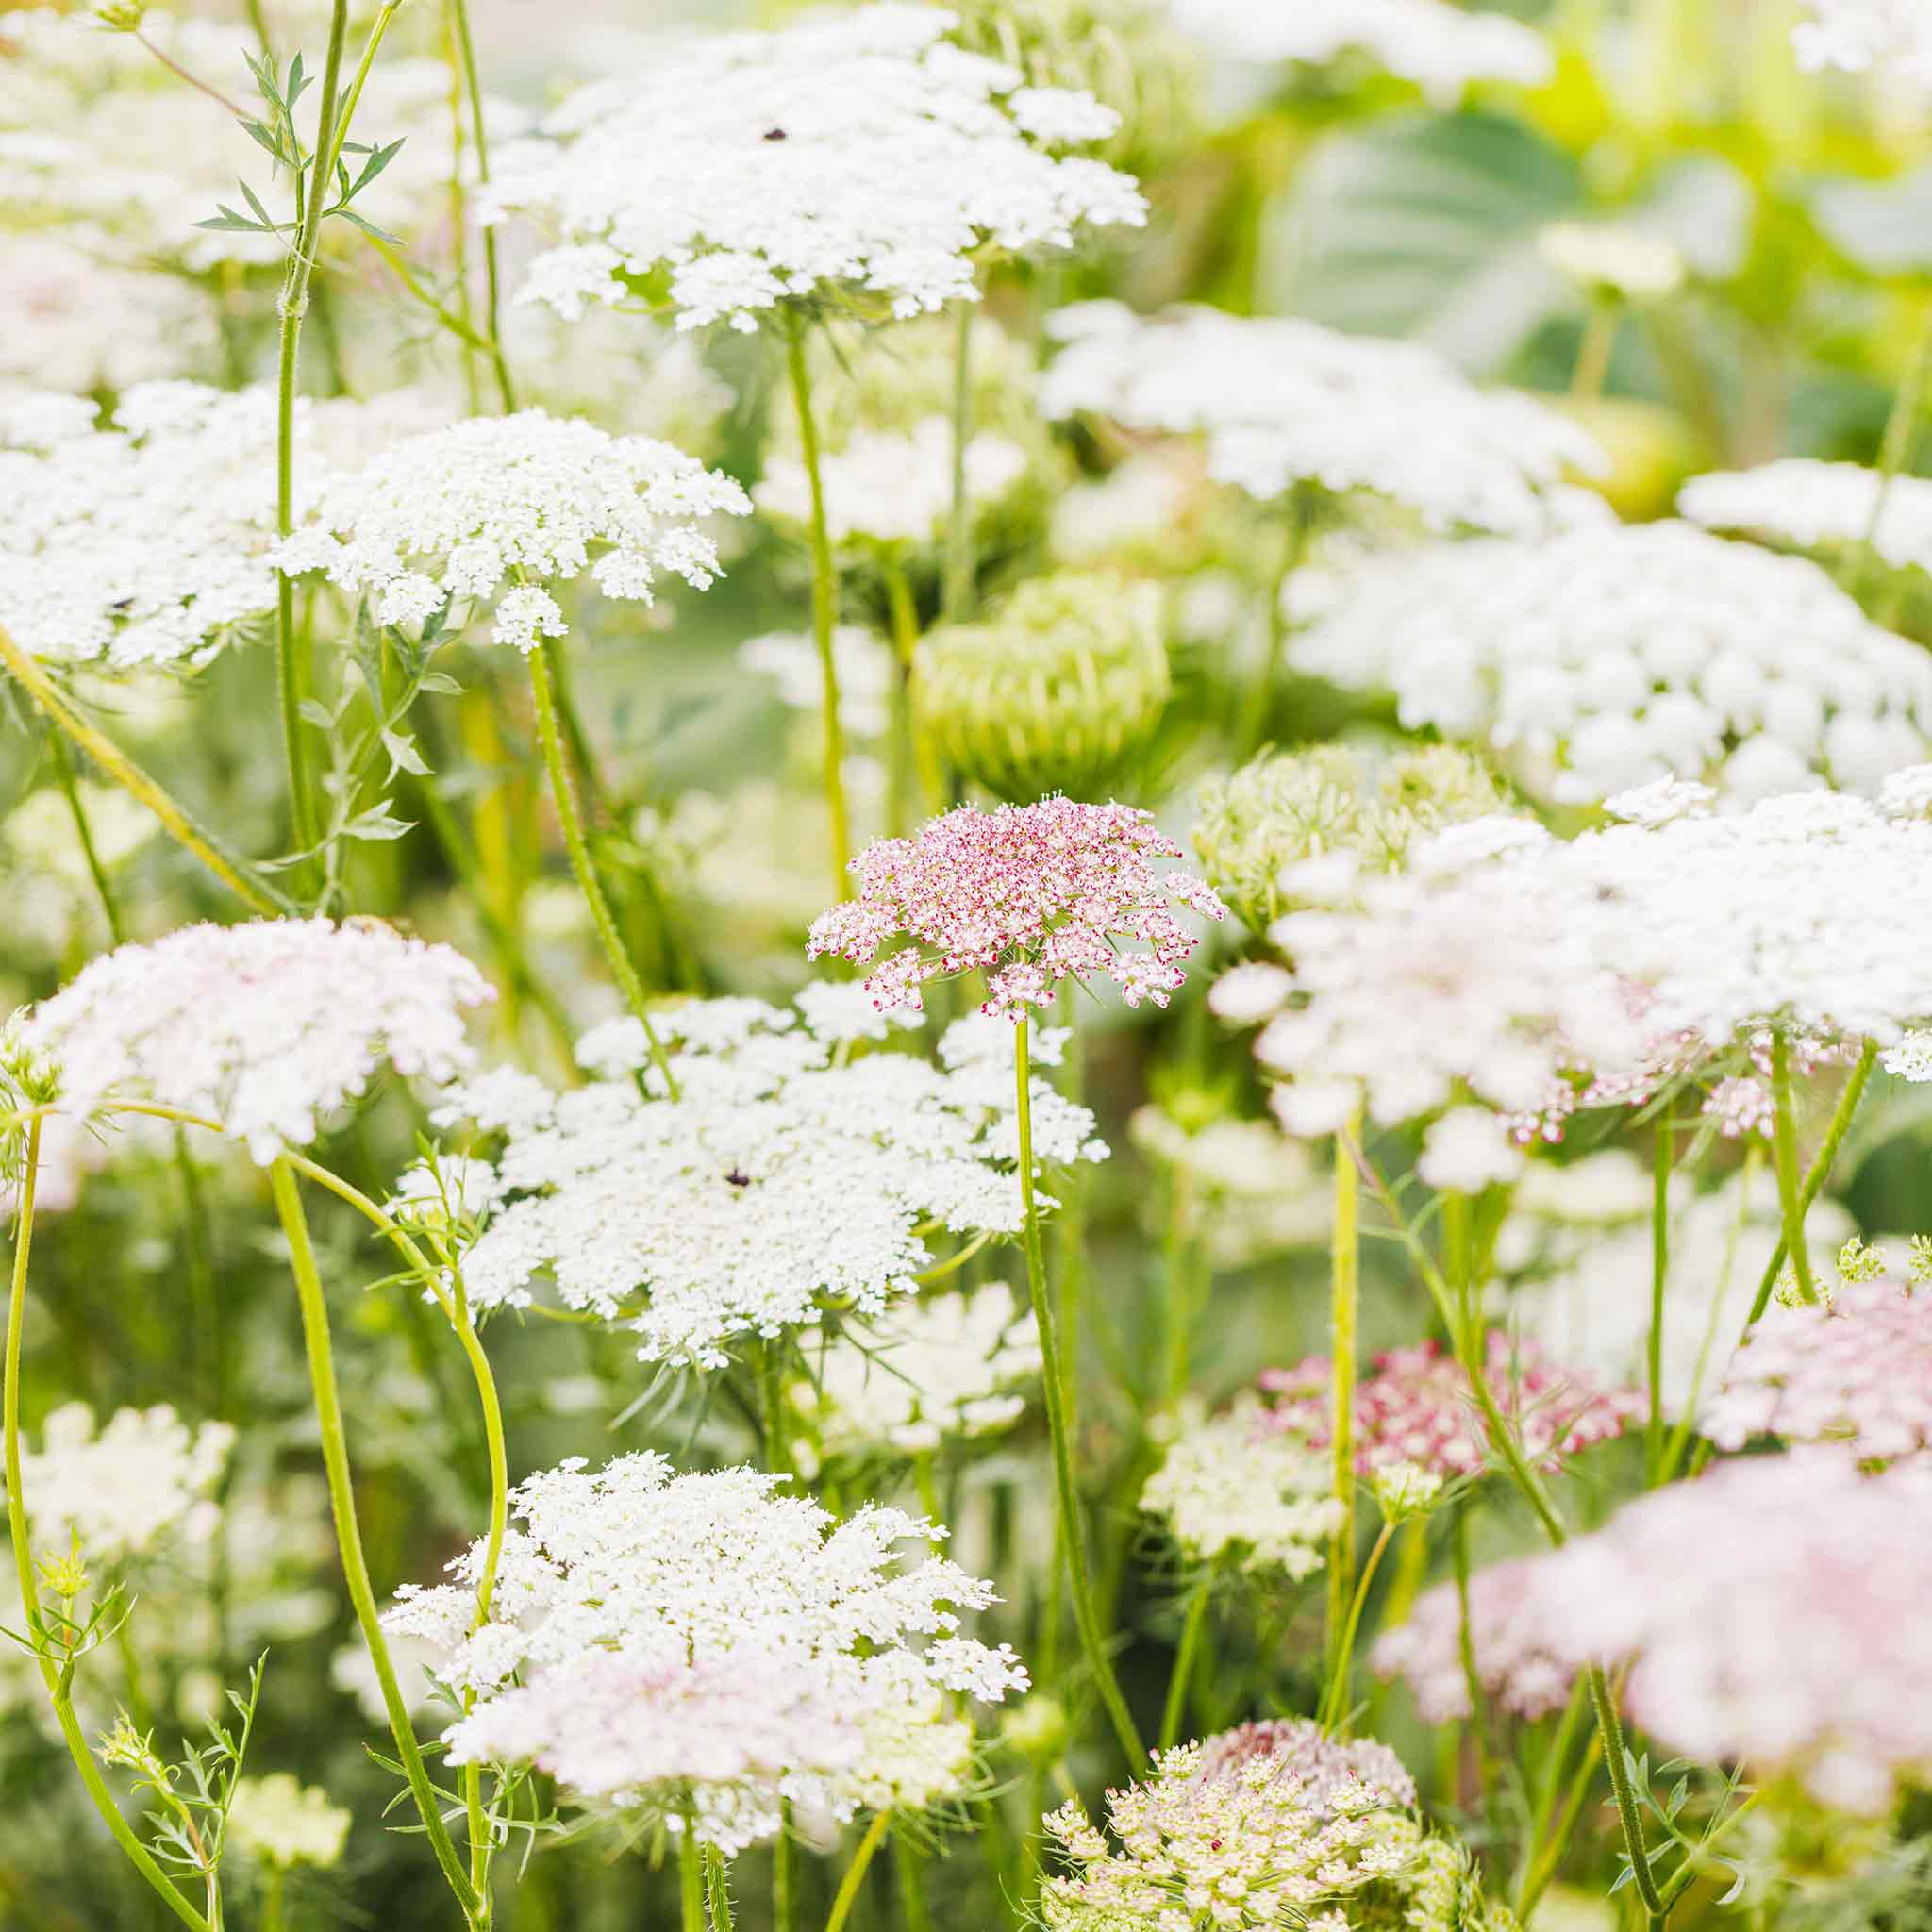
[1372,1557,1580,1724]
[1192,1718,1417,1816]
[1261,1336,1639,1479]
[808,798,1226,1018]
[22,919,494,1162]
[1703,1275,1932,1464]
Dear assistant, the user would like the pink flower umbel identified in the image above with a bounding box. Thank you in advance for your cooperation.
[807,797,1226,1018]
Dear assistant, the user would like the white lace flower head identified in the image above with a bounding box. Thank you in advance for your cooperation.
[1042,301,1601,536]
[22,918,495,1162]
[273,410,750,648]
[430,994,1105,1367]
[1289,521,1932,807]
[487,5,1145,333]
[1793,0,1932,82]
[387,1452,1028,1850]
[1681,459,1932,577]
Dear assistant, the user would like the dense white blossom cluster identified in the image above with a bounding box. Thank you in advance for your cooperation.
[275,410,751,650]
[1290,522,1932,806]
[24,919,495,1162]
[3,1402,232,1565]
[1041,301,1601,536]
[0,382,439,670]
[792,1282,1041,1460]
[1168,0,1552,99]
[1793,0,1932,82]
[1140,1400,1341,1575]
[434,994,1105,1366]
[389,1453,1027,1849]
[1680,459,1932,577]
[488,5,1145,332]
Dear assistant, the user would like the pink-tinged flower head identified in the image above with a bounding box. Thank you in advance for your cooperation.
[807,798,1226,1019]
[1260,1335,1640,1479]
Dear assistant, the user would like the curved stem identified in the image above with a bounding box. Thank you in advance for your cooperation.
[942,299,974,625]
[0,622,291,915]
[1319,1519,1393,1734]
[47,734,124,944]
[1857,299,1932,608]
[1015,1018,1146,1772]
[782,316,852,900]
[1768,1031,1817,1307]
[1324,1113,1359,1689]
[1590,1663,1668,1929]
[266,1157,481,1924]
[823,1810,891,1932]
[1644,1108,1673,1482]
[1158,1582,1210,1750]
[5,1122,213,1932]
[527,641,678,1098]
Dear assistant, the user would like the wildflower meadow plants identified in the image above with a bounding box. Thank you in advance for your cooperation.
[9,2,1932,1929]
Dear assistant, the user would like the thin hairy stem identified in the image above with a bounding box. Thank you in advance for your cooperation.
[1324,1111,1360,1690]
[1319,1518,1393,1734]
[1016,1018,1146,1771]
[1158,1580,1211,1750]
[446,0,515,408]
[1591,1663,1669,1929]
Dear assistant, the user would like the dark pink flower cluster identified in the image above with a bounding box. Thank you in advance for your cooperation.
[806,798,1226,1018]
[1259,1336,1639,1479]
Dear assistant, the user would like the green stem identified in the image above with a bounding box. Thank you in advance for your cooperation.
[260,1869,284,1932]
[1590,1663,1668,1929]
[1769,1031,1817,1307]
[783,316,853,899]
[942,299,974,625]
[1016,1017,1146,1771]
[527,641,678,1098]
[1238,491,1313,758]
[446,0,515,410]
[680,1828,706,1932]
[706,1847,734,1932]
[824,1811,891,1932]
[1324,1113,1360,1689]
[1571,302,1618,402]
[1319,1519,1394,1734]
[5,1122,213,1932]
[1158,1582,1211,1750]
[1857,300,1932,608]
[1452,1501,1492,1805]
[265,1157,481,1924]
[47,734,124,944]
[891,1828,933,1932]
[1645,1108,1672,1482]
[774,1817,796,1932]
[1515,1725,1603,1922]
[0,622,291,915]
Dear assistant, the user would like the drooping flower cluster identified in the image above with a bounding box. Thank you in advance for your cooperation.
[1703,1271,1932,1464]
[488,5,1146,332]
[1261,1337,1640,1482]
[1166,0,1552,100]
[1141,1399,1340,1576]
[0,382,439,670]
[2,1402,233,1565]
[389,1453,1027,1851]
[1041,301,1602,536]
[807,797,1226,1017]
[273,410,751,650]
[433,993,1105,1366]
[1680,460,1932,579]
[1288,522,1932,806]
[23,919,495,1162]
[791,1281,1041,1461]
[1793,0,1932,82]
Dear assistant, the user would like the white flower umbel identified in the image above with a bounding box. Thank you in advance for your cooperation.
[1290,521,1932,805]
[225,1774,352,1872]
[273,410,751,649]
[22,918,495,1162]
[1141,1400,1341,1576]
[487,5,1146,332]
[3,1402,232,1565]
[0,381,438,671]
[1793,0,1932,82]
[741,627,898,741]
[1168,0,1553,100]
[434,995,1106,1367]
[1041,302,1600,536]
[1680,459,1932,578]
[792,1281,1041,1459]
[390,1453,1028,1851]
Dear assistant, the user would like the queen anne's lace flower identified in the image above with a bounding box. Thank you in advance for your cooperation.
[1192,1719,1418,1815]
[1140,1399,1341,1575]
[0,382,439,670]
[1793,0,1932,81]
[225,1775,353,1872]
[808,798,1225,1018]
[1703,1273,1932,1463]
[273,410,750,648]
[1289,522,1932,806]
[433,994,1104,1367]
[2,1402,233,1564]
[23,919,494,1162]
[388,1453,1027,1851]
[487,5,1145,332]
[1261,1337,1640,1481]
[1168,0,1553,101]
[791,1282,1041,1460]
[1680,460,1932,578]
[1041,302,1600,536]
